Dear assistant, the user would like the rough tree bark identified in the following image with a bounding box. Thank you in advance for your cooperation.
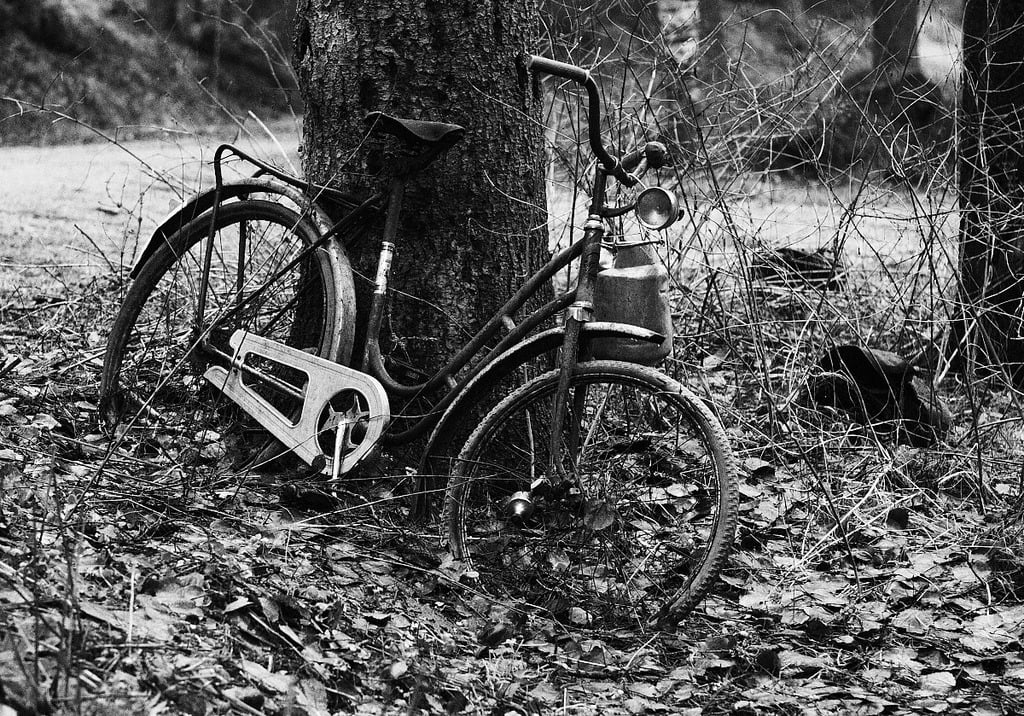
[293,1,549,382]
[954,0,1024,383]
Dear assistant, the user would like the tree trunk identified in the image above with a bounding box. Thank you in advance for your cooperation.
[293,0,549,384]
[211,0,223,94]
[869,0,921,81]
[146,0,181,32]
[953,0,1024,384]
[697,0,728,83]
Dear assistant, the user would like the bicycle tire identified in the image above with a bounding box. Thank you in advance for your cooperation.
[444,360,738,631]
[101,199,344,475]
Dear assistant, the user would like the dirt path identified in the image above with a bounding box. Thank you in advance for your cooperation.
[0,128,956,318]
[0,124,301,293]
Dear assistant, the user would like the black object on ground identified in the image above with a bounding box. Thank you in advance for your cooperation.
[749,247,846,291]
[808,345,951,447]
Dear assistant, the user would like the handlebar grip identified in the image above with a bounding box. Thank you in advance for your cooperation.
[619,146,646,174]
[527,55,590,84]
[620,142,672,174]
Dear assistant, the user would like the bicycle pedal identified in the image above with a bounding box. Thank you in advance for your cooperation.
[204,330,390,477]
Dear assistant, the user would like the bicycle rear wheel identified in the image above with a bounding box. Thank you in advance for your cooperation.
[101,199,345,476]
[444,360,738,631]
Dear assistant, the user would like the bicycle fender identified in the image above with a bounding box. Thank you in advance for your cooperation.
[130,178,357,366]
[131,178,336,279]
[411,321,664,518]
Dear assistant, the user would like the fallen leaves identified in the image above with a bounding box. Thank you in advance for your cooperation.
[892,607,934,635]
[241,659,295,693]
[3,282,1024,715]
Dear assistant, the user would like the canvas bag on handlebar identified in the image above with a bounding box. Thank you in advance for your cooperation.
[591,243,673,365]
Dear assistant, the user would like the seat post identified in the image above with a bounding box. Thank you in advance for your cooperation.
[361,176,406,372]
[381,176,406,249]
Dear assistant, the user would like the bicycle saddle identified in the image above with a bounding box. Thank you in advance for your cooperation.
[365,112,465,148]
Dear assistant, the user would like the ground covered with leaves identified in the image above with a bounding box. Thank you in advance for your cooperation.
[2,263,1024,716]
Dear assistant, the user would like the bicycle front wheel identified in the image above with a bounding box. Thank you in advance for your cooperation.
[444,361,738,631]
[101,199,345,474]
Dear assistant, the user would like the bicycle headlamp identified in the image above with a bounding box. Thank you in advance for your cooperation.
[634,187,679,231]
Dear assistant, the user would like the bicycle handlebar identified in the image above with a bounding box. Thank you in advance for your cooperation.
[527,54,629,183]
[526,55,591,84]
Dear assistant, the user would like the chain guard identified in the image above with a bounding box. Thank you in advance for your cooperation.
[204,330,389,476]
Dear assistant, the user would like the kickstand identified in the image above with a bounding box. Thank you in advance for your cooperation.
[233,436,293,473]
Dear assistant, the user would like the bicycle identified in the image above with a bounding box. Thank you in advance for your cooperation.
[101,55,738,629]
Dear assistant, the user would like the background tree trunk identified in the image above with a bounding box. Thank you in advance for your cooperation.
[545,0,661,63]
[145,0,180,32]
[697,0,728,83]
[953,0,1024,383]
[211,0,223,94]
[293,0,549,386]
[869,0,921,81]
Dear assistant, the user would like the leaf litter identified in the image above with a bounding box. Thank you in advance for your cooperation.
[1,279,1024,715]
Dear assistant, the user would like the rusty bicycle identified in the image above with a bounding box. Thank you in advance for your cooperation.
[101,55,738,629]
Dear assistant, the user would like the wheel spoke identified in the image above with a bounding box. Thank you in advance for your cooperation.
[446,363,738,632]
[101,200,339,483]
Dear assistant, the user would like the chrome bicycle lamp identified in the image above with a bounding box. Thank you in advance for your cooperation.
[505,491,534,521]
[635,186,679,231]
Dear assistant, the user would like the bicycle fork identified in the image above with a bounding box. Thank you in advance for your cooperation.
[504,216,602,522]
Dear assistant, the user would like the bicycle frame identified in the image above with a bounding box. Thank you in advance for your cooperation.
[189,161,628,444]
[162,54,668,475]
